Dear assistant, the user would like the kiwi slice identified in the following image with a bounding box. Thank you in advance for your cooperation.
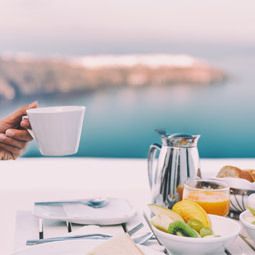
[168,221,198,238]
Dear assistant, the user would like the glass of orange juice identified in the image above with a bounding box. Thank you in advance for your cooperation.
[183,179,230,216]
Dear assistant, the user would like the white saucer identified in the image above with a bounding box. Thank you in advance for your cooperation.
[33,198,136,225]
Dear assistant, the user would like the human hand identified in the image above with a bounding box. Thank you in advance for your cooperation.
[0,101,38,160]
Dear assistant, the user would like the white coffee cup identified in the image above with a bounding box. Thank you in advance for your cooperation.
[23,106,85,156]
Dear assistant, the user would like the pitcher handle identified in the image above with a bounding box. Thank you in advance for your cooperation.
[148,143,161,190]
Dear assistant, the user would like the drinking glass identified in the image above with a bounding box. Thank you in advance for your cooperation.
[183,179,230,216]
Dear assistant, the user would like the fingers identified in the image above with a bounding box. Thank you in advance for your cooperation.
[20,119,31,129]
[0,134,27,149]
[3,101,38,125]
[0,133,28,159]
[0,142,27,159]
[5,129,33,142]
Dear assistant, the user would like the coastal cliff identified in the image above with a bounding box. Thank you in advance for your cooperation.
[0,54,226,101]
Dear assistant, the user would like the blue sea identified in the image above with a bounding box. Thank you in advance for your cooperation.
[1,43,255,158]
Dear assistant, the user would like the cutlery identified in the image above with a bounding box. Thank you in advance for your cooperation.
[35,197,110,208]
[134,232,154,245]
[126,222,144,236]
[27,233,113,245]
[27,222,144,245]
[143,211,170,255]
[26,231,153,246]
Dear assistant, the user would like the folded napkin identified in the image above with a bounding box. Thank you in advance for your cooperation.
[33,198,136,225]
[63,198,133,219]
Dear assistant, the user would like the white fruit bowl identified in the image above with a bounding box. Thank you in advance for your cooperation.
[239,210,255,242]
[151,214,241,255]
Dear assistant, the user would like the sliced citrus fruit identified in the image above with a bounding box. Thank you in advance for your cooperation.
[172,200,211,228]
[148,204,184,222]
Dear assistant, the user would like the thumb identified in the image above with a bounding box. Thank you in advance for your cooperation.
[4,101,38,125]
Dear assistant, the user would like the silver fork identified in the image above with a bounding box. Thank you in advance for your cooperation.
[27,231,153,246]
[27,223,144,245]
[135,232,154,245]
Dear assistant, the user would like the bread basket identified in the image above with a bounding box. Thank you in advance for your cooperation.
[211,177,255,213]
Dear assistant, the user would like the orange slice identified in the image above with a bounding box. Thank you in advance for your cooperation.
[172,200,211,228]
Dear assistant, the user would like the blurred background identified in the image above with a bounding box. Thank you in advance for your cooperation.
[0,0,255,158]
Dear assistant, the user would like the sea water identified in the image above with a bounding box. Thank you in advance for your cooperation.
[1,43,255,158]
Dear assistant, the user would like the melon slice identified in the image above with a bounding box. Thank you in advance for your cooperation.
[148,204,184,222]
[151,213,174,232]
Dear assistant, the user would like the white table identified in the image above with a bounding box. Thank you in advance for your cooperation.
[2,157,255,254]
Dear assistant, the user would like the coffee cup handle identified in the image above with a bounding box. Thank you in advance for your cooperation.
[22,116,35,139]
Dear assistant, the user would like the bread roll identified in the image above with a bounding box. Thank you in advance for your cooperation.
[217,166,242,178]
[217,165,254,182]
[245,169,255,182]
[239,170,254,182]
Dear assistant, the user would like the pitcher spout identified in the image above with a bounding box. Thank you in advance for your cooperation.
[192,135,201,145]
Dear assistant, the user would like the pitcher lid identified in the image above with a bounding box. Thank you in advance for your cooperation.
[155,129,200,147]
[169,133,193,138]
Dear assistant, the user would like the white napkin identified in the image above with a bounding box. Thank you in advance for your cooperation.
[33,198,136,225]
[62,198,135,222]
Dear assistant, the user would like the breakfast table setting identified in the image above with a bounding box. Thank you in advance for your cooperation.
[1,157,255,255]
[2,106,255,254]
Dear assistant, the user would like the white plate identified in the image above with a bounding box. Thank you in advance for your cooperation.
[11,239,163,255]
[211,177,255,190]
[33,198,136,225]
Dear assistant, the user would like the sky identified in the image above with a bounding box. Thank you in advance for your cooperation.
[0,0,255,56]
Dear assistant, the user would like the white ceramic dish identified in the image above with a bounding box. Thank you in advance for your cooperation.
[211,177,255,191]
[33,198,136,225]
[11,239,162,255]
[152,214,241,255]
[240,210,255,242]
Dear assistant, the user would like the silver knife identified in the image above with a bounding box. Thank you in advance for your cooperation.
[27,233,112,245]
[27,232,153,246]
[27,222,144,246]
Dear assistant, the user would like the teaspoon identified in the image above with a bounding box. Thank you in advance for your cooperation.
[35,197,110,208]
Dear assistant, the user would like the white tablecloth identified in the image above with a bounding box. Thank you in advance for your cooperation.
[2,157,255,254]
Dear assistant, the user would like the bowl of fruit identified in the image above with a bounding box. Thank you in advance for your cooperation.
[239,193,255,242]
[149,200,241,255]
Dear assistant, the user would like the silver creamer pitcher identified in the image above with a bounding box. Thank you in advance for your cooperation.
[148,129,201,209]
